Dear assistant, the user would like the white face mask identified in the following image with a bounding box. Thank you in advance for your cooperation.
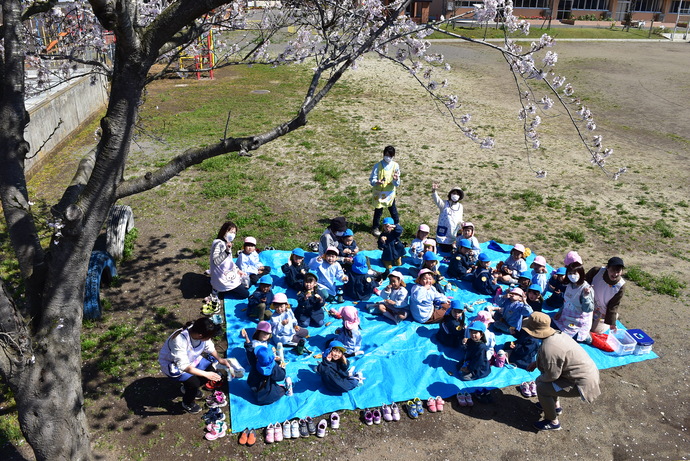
[225,232,235,242]
[450,194,460,202]
[383,156,392,163]
[334,231,344,237]
[568,273,580,283]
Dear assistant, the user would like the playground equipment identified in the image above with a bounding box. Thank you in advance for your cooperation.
[178,29,216,80]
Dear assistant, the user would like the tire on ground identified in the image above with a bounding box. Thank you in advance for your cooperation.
[106,205,134,260]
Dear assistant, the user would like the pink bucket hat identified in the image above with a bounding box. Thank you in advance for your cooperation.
[462,221,475,229]
[475,310,494,325]
[509,287,525,296]
[512,243,525,253]
[244,236,257,245]
[418,224,430,233]
[325,246,339,255]
[272,292,288,304]
[339,306,360,330]
[256,321,272,334]
[533,255,547,266]
[564,250,582,266]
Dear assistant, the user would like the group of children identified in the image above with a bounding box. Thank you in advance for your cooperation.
[230,218,578,406]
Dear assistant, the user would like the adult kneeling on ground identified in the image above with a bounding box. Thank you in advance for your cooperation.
[587,256,626,334]
[523,312,601,431]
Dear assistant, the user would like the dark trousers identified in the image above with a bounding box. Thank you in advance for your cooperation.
[372,200,399,228]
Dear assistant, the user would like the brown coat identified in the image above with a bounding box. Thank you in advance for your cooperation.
[536,331,601,403]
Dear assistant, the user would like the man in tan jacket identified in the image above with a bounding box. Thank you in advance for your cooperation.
[524,312,601,431]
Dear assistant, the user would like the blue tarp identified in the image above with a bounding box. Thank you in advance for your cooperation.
[224,242,657,432]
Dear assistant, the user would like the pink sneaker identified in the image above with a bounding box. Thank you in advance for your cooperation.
[435,396,445,412]
[205,421,227,441]
[427,397,437,413]
[372,408,382,424]
[382,404,393,422]
[520,382,531,398]
[529,381,537,397]
[391,402,401,421]
[273,422,283,442]
[265,423,275,444]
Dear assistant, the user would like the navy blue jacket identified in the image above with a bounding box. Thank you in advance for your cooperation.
[527,297,543,313]
[247,288,273,315]
[377,224,405,261]
[436,312,466,348]
[244,343,286,405]
[545,274,567,308]
[506,330,541,370]
[295,290,326,325]
[447,252,474,279]
[317,356,358,393]
[462,339,491,380]
[343,271,378,301]
[281,261,308,291]
[471,266,500,296]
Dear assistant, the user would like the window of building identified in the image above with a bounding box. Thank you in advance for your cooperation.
[669,0,690,13]
[454,0,476,7]
[572,0,608,10]
[512,0,549,7]
[633,0,660,11]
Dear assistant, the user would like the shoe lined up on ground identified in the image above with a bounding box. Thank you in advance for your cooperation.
[202,407,226,423]
[391,402,401,421]
[204,420,227,441]
[330,412,340,429]
[299,419,310,437]
[413,397,424,415]
[206,390,228,408]
[238,428,256,446]
[406,400,418,418]
[427,397,437,412]
[316,419,327,437]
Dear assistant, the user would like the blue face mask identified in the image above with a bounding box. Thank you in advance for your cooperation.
[383,156,392,163]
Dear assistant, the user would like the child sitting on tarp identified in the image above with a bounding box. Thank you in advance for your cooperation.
[459,321,491,381]
[495,243,528,285]
[436,300,466,348]
[237,237,271,286]
[469,253,501,296]
[517,271,532,292]
[530,255,549,294]
[409,224,431,266]
[281,248,308,291]
[463,310,496,360]
[337,229,359,269]
[492,287,533,335]
[269,293,308,349]
[457,221,481,257]
[309,246,348,302]
[504,328,541,370]
[343,254,382,301]
[247,275,274,321]
[421,251,447,294]
[377,217,405,269]
[327,305,363,357]
[447,238,475,279]
[316,340,364,393]
[245,342,292,405]
[545,267,567,308]
[372,270,409,324]
[295,272,326,327]
[526,284,544,312]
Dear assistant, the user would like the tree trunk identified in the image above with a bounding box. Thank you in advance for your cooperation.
[0,45,148,458]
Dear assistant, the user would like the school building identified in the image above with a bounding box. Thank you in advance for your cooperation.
[405,0,689,23]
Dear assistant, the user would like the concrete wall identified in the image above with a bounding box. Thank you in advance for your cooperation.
[24,73,108,175]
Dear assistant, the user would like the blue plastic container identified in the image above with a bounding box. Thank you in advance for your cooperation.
[626,329,654,355]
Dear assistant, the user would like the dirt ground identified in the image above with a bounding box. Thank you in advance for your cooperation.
[4,40,690,460]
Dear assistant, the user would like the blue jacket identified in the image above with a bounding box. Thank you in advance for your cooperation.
[462,339,490,379]
[507,330,541,370]
[244,343,286,405]
[281,261,308,291]
[295,290,325,325]
[545,274,567,308]
[471,266,500,296]
[436,312,466,348]
[343,271,378,301]
[317,356,358,393]
[496,297,533,329]
[247,288,274,314]
[447,252,474,279]
[377,224,405,261]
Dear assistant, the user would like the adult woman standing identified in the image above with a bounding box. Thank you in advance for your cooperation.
[431,183,464,253]
[158,318,230,413]
[210,221,250,299]
[553,262,595,343]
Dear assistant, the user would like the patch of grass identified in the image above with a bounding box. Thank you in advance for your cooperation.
[313,162,344,186]
[652,219,674,238]
[122,227,139,261]
[511,190,543,209]
[564,229,586,244]
[625,266,686,297]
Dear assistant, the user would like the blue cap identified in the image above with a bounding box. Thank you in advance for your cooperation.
[258,275,273,285]
[528,283,542,292]
[556,267,567,275]
[459,239,472,249]
[343,228,354,237]
[518,271,531,279]
[423,251,442,261]
[478,253,491,262]
[292,248,305,257]
[327,340,346,354]
[352,254,369,275]
[255,346,275,376]
[450,299,464,311]
[382,217,394,225]
[469,321,486,332]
